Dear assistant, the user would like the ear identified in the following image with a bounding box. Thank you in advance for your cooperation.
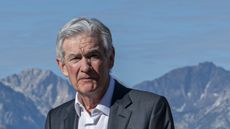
[108,47,115,69]
[56,58,69,77]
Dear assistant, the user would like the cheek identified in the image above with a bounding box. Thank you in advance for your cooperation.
[95,61,109,75]
[66,64,79,77]
[92,61,104,72]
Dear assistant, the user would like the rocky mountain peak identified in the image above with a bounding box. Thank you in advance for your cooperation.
[135,62,230,129]
[0,68,75,116]
[0,82,44,129]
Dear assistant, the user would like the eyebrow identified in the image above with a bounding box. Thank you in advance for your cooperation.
[85,47,101,53]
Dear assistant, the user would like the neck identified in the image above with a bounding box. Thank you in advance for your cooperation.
[78,78,110,113]
[77,94,101,113]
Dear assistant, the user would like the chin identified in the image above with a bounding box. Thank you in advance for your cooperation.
[77,83,97,93]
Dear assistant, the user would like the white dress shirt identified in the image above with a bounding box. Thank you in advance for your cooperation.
[74,77,115,129]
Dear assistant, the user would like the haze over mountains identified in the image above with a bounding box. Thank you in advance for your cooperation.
[0,62,229,129]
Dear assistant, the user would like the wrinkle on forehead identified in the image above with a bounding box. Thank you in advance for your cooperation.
[78,35,100,54]
[63,33,103,57]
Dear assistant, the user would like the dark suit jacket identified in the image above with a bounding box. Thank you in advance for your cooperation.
[45,80,174,129]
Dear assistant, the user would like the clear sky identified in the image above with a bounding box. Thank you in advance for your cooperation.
[1,0,230,86]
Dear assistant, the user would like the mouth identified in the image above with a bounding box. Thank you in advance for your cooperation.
[79,77,96,81]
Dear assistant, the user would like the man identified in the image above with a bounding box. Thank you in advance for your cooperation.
[45,17,174,129]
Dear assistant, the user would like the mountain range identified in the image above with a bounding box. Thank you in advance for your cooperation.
[0,68,75,129]
[135,62,230,129]
[0,82,44,129]
[0,62,229,129]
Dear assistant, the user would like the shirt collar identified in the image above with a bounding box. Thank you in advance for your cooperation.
[75,76,115,116]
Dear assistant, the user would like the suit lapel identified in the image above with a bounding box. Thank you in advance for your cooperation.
[64,100,79,129]
[108,81,133,129]
[62,81,133,129]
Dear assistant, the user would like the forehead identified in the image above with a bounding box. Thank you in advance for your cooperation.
[63,33,103,53]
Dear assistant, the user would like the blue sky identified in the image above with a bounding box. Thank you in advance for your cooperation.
[1,0,230,86]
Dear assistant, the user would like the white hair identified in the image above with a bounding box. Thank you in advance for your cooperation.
[56,17,113,63]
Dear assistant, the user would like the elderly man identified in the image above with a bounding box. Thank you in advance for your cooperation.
[45,17,174,129]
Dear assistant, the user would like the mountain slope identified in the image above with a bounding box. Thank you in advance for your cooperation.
[0,68,75,116]
[135,62,230,129]
[0,82,44,129]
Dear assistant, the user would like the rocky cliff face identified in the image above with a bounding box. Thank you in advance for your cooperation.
[0,68,75,129]
[0,82,44,129]
[135,62,230,129]
[1,68,75,116]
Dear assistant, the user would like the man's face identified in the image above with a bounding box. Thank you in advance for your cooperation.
[57,33,114,96]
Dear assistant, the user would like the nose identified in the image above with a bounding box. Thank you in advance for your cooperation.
[80,57,91,72]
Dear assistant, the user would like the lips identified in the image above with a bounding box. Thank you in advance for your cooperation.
[80,78,92,81]
[78,73,98,81]
[78,77,96,81]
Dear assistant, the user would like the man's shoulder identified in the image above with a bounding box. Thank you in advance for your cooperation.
[48,99,75,116]
[129,88,164,103]
[127,88,171,112]
[115,80,167,105]
[130,88,161,97]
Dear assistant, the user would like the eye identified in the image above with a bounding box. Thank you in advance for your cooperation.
[91,54,100,58]
[89,52,102,60]
[84,51,103,61]
[69,56,81,63]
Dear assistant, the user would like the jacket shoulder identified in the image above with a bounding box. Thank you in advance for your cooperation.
[45,99,75,129]
[114,80,167,105]
[128,90,174,129]
[47,99,75,119]
[129,89,166,105]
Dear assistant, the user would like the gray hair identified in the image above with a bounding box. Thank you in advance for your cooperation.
[56,17,113,63]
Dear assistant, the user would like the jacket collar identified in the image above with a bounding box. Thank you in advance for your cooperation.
[108,80,133,129]
[63,100,78,129]
[63,80,133,129]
